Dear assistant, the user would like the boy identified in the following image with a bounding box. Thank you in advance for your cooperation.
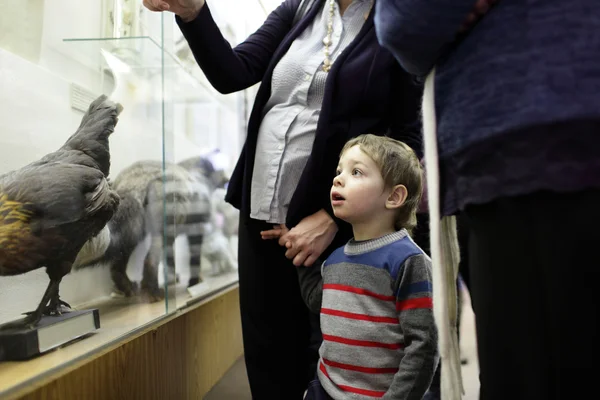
[298,134,438,399]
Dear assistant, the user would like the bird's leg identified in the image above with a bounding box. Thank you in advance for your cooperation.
[44,281,72,316]
[0,280,59,330]
[42,261,73,315]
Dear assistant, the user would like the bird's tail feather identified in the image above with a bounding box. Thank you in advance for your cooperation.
[62,94,124,176]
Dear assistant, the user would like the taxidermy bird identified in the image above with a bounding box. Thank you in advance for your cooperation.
[0,95,123,329]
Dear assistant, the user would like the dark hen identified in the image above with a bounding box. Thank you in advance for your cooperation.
[0,95,122,329]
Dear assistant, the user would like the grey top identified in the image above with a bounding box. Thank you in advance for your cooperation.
[250,0,372,223]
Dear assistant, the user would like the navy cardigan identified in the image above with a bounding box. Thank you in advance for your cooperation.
[177,0,422,242]
[375,0,600,214]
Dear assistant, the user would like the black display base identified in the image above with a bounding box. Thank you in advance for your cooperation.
[0,309,100,361]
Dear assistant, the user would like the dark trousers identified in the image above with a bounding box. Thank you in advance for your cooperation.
[456,212,471,292]
[238,216,323,399]
[465,190,600,400]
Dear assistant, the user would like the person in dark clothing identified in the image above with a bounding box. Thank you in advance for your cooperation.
[144,1,423,398]
[375,0,600,399]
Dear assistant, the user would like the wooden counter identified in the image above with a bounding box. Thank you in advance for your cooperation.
[0,277,243,400]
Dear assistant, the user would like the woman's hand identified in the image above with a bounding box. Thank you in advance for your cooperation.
[261,210,338,267]
[143,0,205,22]
[260,224,289,240]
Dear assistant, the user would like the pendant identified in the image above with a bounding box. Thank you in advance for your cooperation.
[323,36,332,46]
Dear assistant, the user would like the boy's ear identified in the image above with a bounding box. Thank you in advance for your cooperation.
[386,184,408,210]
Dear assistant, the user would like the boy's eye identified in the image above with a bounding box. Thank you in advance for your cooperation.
[352,169,362,176]
[335,169,341,176]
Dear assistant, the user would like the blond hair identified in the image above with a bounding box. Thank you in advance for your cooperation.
[340,134,423,233]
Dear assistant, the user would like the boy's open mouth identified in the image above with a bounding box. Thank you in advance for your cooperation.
[331,192,345,201]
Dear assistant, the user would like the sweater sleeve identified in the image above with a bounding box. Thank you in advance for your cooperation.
[296,261,324,314]
[176,0,301,94]
[374,0,475,77]
[383,254,439,400]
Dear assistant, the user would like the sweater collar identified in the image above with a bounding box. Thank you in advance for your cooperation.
[344,229,408,255]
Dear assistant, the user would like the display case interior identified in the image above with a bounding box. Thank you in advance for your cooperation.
[0,0,268,396]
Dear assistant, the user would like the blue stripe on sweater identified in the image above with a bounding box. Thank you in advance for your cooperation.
[325,237,423,280]
[396,281,432,300]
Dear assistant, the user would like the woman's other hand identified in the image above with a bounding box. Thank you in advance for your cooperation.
[260,224,289,240]
[279,209,338,267]
[143,0,205,22]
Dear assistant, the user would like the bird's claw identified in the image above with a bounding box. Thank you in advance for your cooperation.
[22,299,73,318]
[45,302,73,316]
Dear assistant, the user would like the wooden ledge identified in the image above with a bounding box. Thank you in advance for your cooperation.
[0,273,240,400]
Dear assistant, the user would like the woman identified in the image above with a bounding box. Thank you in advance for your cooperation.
[144,0,422,398]
[375,0,600,399]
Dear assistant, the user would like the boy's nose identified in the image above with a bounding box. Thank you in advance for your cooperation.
[333,175,343,187]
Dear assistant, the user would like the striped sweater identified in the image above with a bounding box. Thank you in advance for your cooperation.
[297,230,438,399]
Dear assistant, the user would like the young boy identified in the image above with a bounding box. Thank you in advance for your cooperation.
[298,134,438,400]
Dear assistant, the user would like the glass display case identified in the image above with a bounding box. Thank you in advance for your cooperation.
[0,1,266,397]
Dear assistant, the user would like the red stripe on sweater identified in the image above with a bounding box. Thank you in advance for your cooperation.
[323,334,404,350]
[396,297,433,311]
[323,284,396,301]
[337,384,386,398]
[319,362,386,398]
[320,361,330,378]
[323,358,399,374]
[321,308,399,324]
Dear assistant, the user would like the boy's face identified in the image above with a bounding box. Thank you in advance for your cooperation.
[331,145,390,226]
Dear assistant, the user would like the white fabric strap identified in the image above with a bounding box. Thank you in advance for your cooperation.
[422,67,464,399]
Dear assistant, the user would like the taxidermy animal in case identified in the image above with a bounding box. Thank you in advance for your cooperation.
[201,187,239,277]
[166,156,221,287]
[173,155,236,285]
[165,171,212,287]
[177,154,230,192]
[78,160,197,301]
[0,95,122,329]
